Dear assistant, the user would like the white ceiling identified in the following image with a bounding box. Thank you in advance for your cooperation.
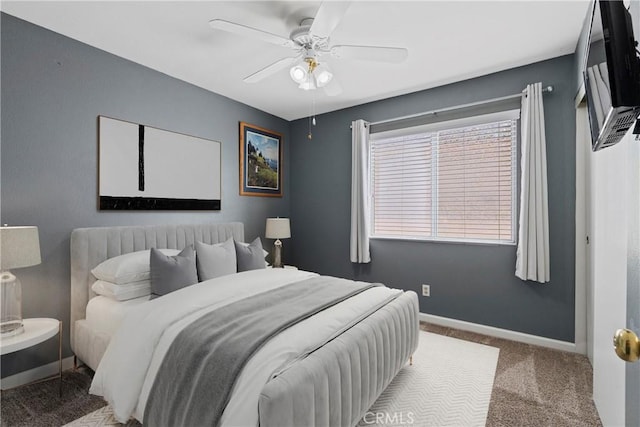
[2,1,590,121]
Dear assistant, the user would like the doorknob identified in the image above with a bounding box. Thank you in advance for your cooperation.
[614,329,640,362]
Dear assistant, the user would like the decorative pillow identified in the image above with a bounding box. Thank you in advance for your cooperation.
[195,238,237,281]
[235,238,267,272]
[236,241,269,259]
[91,249,180,285]
[150,246,198,297]
[91,280,151,301]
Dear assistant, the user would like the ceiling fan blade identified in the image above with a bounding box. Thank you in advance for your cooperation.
[243,57,298,83]
[323,79,343,97]
[309,1,352,39]
[209,19,294,48]
[330,45,408,63]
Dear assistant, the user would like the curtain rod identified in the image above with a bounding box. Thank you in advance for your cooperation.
[363,85,553,128]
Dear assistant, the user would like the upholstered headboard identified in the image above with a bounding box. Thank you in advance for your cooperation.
[69,222,244,348]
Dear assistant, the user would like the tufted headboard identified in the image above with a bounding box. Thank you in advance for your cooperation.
[69,222,244,348]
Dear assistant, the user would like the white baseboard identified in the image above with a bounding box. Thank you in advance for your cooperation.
[0,356,75,390]
[420,313,578,353]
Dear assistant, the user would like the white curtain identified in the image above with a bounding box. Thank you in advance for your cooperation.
[516,82,550,283]
[350,119,371,263]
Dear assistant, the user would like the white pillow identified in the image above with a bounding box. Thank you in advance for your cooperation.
[92,280,151,301]
[91,249,180,284]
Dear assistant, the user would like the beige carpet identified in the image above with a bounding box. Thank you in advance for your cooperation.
[422,323,603,427]
[66,331,499,427]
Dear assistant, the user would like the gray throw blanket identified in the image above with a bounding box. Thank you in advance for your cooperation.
[144,276,376,427]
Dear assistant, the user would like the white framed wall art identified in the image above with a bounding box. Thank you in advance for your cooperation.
[98,116,221,210]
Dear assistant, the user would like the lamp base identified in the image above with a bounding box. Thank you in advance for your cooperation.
[272,239,283,268]
[1,271,24,337]
[1,322,24,337]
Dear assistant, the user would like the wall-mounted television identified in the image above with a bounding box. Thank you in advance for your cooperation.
[583,0,640,151]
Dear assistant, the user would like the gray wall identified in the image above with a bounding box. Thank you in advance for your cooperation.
[0,14,290,377]
[289,55,577,342]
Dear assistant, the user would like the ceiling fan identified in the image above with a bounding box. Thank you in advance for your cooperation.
[209,2,408,96]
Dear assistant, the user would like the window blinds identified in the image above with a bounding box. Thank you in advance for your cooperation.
[371,133,433,238]
[371,116,518,243]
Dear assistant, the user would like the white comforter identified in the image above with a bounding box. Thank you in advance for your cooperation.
[90,268,401,425]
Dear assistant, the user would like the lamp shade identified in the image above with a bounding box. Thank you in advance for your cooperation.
[1,226,41,270]
[265,218,291,239]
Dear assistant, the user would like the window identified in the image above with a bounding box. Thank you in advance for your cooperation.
[370,110,518,244]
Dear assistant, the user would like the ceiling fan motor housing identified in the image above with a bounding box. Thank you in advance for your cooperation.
[290,18,329,52]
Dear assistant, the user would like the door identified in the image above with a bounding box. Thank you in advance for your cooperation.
[588,109,627,427]
[587,114,640,426]
[625,0,640,423]
[624,132,640,426]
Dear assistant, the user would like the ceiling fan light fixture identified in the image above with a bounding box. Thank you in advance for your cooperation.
[289,65,308,84]
[298,79,317,91]
[314,64,333,87]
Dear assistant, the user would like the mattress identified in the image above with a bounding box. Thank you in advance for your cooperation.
[85,295,150,337]
[75,295,150,371]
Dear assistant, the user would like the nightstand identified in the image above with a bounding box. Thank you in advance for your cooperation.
[0,318,62,395]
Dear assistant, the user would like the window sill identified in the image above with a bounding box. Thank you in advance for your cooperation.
[369,235,516,247]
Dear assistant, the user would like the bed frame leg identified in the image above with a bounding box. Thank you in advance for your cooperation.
[73,355,78,371]
[409,355,413,366]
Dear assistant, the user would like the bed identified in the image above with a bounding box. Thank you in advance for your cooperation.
[70,222,419,426]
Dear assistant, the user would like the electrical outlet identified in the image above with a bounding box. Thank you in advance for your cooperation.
[422,284,430,297]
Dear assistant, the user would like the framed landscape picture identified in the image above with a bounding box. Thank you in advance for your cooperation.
[239,122,283,197]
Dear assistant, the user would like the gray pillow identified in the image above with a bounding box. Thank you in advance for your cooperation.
[195,238,237,281]
[235,237,267,272]
[150,246,198,297]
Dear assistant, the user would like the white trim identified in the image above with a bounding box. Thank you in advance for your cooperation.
[0,356,74,390]
[420,313,577,353]
[575,103,589,357]
[574,83,586,109]
[369,234,516,246]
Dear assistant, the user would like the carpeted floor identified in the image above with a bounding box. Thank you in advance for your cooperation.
[421,323,602,427]
[1,322,602,426]
[0,367,105,427]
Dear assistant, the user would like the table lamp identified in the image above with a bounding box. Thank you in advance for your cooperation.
[265,218,291,268]
[1,226,41,337]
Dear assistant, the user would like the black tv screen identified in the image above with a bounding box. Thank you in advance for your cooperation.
[583,0,640,151]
